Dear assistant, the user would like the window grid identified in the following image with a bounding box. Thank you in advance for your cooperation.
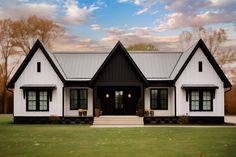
[70,89,88,110]
[150,89,168,110]
[190,90,212,111]
[26,90,49,111]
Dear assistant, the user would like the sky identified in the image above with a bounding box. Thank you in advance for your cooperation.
[0,0,236,51]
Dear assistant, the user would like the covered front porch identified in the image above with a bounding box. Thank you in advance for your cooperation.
[95,86,142,115]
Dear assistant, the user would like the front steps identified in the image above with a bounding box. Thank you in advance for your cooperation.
[93,116,144,127]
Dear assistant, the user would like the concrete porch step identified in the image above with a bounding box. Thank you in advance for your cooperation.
[93,116,144,125]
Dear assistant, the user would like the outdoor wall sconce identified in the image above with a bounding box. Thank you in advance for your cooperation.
[128,93,131,98]
[106,94,109,98]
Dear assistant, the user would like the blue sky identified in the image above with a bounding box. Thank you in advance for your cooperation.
[0,0,236,51]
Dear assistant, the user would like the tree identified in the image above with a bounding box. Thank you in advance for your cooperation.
[127,43,159,51]
[0,16,64,113]
[0,19,19,113]
[179,26,236,69]
[11,16,64,55]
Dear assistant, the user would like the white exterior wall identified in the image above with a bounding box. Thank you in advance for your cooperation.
[175,48,224,117]
[64,87,93,116]
[14,49,63,117]
[144,87,175,116]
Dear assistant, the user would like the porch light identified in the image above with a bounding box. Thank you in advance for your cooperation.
[128,93,131,98]
[106,94,109,98]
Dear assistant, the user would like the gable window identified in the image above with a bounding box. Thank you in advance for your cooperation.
[150,89,168,110]
[198,61,202,72]
[26,90,49,111]
[190,90,212,111]
[70,89,88,110]
[37,62,41,72]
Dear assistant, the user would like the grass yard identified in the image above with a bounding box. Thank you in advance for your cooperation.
[0,115,236,157]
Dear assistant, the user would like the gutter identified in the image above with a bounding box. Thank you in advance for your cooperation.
[224,86,232,93]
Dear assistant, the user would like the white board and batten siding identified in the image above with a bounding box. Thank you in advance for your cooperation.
[14,49,64,117]
[144,87,175,116]
[64,87,93,116]
[175,48,224,117]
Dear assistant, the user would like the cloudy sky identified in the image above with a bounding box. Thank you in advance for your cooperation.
[0,0,236,51]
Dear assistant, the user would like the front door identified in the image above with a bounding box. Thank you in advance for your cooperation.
[98,86,140,115]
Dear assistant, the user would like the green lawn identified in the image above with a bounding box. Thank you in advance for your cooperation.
[0,115,236,157]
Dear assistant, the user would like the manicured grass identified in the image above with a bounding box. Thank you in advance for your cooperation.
[0,115,236,157]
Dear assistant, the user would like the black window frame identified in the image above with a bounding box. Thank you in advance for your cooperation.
[189,90,213,111]
[26,90,49,111]
[150,88,168,110]
[37,62,41,72]
[70,89,88,110]
[198,61,202,72]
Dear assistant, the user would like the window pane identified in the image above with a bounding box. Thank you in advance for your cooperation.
[203,91,212,110]
[39,91,48,111]
[27,91,36,110]
[28,91,36,100]
[79,90,87,109]
[115,91,123,109]
[70,90,78,109]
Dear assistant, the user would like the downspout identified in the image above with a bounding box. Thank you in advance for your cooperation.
[7,88,14,117]
[174,85,176,117]
[62,86,64,118]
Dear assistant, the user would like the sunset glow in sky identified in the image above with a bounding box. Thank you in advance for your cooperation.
[0,0,236,51]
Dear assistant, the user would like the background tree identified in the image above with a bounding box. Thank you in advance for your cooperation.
[11,16,64,55]
[179,26,236,69]
[127,43,159,51]
[0,16,64,113]
[0,19,19,113]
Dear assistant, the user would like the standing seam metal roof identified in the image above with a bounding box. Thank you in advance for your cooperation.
[52,52,182,80]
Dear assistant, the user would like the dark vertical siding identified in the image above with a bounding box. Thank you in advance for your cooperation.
[94,47,144,86]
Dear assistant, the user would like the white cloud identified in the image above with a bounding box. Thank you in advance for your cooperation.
[150,10,158,15]
[135,7,148,15]
[63,0,99,25]
[90,24,101,31]
[118,0,158,15]
[53,33,108,51]
[0,1,57,20]
[102,26,179,51]
[157,0,236,30]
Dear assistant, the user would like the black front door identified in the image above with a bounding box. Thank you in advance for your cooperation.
[98,86,140,115]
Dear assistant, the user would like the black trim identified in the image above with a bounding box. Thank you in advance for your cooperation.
[174,39,231,88]
[89,41,148,86]
[26,90,49,111]
[189,90,213,111]
[148,80,174,87]
[7,40,65,88]
[150,88,168,110]
[70,89,88,110]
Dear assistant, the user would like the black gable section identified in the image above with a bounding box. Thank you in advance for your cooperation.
[174,39,231,88]
[7,40,65,88]
[90,41,148,86]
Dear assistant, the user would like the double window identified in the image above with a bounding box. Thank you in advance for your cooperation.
[26,90,49,111]
[70,89,88,110]
[190,90,212,111]
[150,89,168,110]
